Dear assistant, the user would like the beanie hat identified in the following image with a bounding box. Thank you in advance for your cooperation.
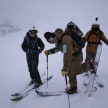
[92,17,100,26]
[29,26,38,33]
[54,28,63,40]
[91,17,100,31]
[44,32,55,43]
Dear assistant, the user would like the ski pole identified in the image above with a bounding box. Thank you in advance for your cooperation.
[46,55,49,88]
[65,75,70,108]
[65,75,69,91]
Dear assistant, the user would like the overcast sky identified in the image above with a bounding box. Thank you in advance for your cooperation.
[0,0,108,34]
[0,0,107,23]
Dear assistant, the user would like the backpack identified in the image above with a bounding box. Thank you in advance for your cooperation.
[62,21,85,49]
[87,30,102,44]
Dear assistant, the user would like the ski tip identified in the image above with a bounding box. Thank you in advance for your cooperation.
[83,83,88,87]
[10,99,17,101]
[10,98,19,101]
[35,90,39,93]
[98,84,104,88]
[10,96,22,101]
[11,98,21,101]
[11,93,20,97]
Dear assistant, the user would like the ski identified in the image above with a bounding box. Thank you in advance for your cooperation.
[36,90,64,97]
[11,72,46,97]
[83,72,91,87]
[85,44,102,97]
[84,73,97,96]
[95,74,104,88]
[36,89,80,97]
[83,73,104,88]
[10,75,52,101]
[11,84,33,97]
[11,87,33,101]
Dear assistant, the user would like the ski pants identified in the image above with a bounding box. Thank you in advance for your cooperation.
[26,54,42,83]
[68,53,90,88]
[85,52,96,62]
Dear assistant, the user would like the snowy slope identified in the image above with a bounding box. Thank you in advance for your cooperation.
[0,19,108,108]
[0,0,108,108]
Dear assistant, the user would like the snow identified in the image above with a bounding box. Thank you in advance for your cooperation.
[0,0,108,108]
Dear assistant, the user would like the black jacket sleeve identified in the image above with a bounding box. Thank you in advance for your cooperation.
[21,36,29,53]
[37,38,45,53]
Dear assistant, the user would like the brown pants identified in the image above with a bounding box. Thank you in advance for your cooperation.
[68,54,89,88]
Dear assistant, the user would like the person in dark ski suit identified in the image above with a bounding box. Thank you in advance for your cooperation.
[44,25,90,94]
[22,27,45,87]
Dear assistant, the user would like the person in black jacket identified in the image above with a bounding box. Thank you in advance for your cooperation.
[22,27,44,87]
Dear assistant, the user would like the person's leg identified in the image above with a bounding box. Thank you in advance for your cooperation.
[26,55,35,79]
[33,55,42,85]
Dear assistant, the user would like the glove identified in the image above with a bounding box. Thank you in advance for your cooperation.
[27,49,40,55]
[44,50,49,56]
[61,71,68,77]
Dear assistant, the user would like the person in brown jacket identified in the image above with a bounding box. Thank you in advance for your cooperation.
[44,24,90,94]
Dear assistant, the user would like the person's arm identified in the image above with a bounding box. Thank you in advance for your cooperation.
[38,38,45,53]
[101,32,108,45]
[21,36,28,53]
[62,35,73,72]
[44,47,59,56]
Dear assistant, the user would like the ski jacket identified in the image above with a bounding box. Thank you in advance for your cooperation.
[47,33,83,72]
[22,32,44,55]
[83,30,108,53]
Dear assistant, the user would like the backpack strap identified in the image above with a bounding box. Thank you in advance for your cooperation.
[87,30,102,44]
[60,33,69,42]
[60,32,78,47]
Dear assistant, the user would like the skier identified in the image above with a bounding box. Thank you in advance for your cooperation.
[44,24,91,94]
[21,26,45,87]
[83,18,108,72]
[84,17,108,85]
